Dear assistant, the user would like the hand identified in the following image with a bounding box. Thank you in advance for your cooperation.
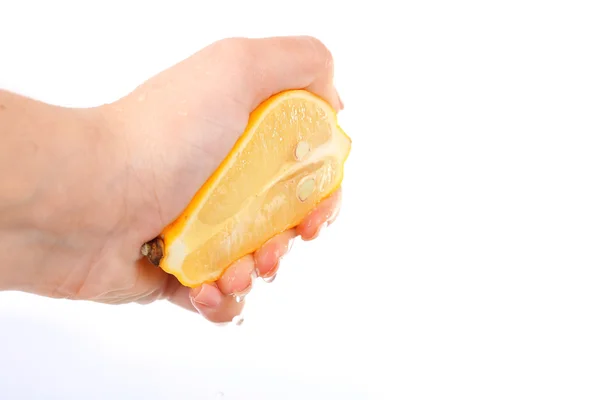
[1,36,343,323]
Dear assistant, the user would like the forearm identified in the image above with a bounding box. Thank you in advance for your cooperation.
[0,90,122,293]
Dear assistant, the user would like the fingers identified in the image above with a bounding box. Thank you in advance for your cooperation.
[165,277,245,323]
[189,283,244,324]
[215,255,256,296]
[186,256,255,323]
[214,36,341,112]
[184,230,297,323]
[254,229,297,279]
[149,260,248,322]
[166,188,342,323]
[296,188,342,241]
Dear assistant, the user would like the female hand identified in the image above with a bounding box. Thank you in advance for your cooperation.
[0,36,343,323]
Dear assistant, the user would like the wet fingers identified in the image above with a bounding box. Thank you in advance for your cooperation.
[296,188,342,241]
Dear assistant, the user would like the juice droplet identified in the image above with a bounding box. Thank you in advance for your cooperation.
[233,271,255,303]
[234,293,246,303]
[263,273,277,283]
[233,315,245,326]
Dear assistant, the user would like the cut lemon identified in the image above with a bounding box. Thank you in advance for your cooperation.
[143,89,352,287]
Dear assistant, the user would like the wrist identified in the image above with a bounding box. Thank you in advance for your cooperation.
[0,91,127,295]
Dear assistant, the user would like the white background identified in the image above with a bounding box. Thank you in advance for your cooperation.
[1,1,599,399]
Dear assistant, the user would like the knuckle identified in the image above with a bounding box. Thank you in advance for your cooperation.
[303,36,334,68]
[210,37,257,82]
[212,37,255,64]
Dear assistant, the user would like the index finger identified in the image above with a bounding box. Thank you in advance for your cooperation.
[214,36,341,112]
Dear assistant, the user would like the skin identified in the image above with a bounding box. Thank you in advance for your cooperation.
[0,36,344,323]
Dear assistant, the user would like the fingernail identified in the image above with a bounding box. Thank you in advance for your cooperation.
[307,221,329,241]
[327,209,340,226]
[287,236,296,253]
[336,89,344,111]
[280,237,296,261]
[213,314,245,327]
[262,260,280,283]
[315,222,328,238]
[193,285,221,309]
[263,272,277,284]
[233,283,253,303]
